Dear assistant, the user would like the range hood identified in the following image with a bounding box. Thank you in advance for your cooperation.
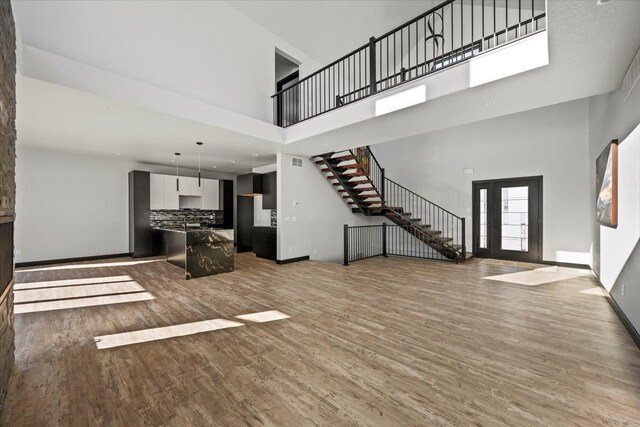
[238,173,262,196]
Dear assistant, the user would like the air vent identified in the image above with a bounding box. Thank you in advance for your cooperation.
[623,45,640,102]
[291,157,303,167]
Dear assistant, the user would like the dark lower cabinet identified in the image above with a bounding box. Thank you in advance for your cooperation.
[253,227,277,261]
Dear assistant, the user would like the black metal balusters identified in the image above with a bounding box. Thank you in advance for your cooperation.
[273,0,547,127]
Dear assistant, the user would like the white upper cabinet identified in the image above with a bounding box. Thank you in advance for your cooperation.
[151,174,218,210]
[163,175,179,209]
[150,173,165,210]
[202,179,220,210]
[178,176,203,196]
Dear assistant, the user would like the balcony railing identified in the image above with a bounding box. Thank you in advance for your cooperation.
[272,0,547,127]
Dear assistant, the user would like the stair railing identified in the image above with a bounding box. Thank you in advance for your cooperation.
[350,146,385,202]
[272,0,547,127]
[384,178,465,257]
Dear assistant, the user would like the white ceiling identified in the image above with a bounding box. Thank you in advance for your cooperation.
[11,0,640,170]
[17,76,278,174]
[227,0,437,64]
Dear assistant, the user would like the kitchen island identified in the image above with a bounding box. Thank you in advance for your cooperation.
[157,227,234,279]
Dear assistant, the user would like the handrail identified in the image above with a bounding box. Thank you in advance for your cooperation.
[374,0,456,42]
[385,177,462,220]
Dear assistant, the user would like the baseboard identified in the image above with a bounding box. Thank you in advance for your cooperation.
[276,255,310,265]
[607,293,640,350]
[592,273,640,350]
[541,260,591,269]
[16,253,133,268]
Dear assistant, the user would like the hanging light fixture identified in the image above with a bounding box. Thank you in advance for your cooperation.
[175,152,181,191]
[196,142,203,187]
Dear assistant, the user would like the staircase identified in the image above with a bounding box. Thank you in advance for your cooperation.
[315,146,467,262]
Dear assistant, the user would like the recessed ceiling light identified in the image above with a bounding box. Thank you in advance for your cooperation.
[211,165,217,168]
[231,160,237,163]
[240,138,248,142]
[115,152,123,156]
[251,153,260,157]
[101,104,114,110]
[484,101,496,107]
[596,0,613,5]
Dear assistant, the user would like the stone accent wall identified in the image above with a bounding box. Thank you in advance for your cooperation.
[0,0,16,415]
[0,288,13,413]
[0,2,15,218]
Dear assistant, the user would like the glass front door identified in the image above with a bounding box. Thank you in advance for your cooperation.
[473,177,542,262]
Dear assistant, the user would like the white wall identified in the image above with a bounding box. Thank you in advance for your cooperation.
[15,146,236,263]
[277,153,379,263]
[372,98,592,264]
[13,1,321,124]
[588,72,640,334]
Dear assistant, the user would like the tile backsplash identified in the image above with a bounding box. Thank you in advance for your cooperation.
[270,210,277,227]
[151,209,222,229]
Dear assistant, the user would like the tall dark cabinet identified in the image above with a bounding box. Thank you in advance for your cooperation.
[262,172,277,210]
[220,179,234,230]
[129,171,158,257]
[237,196,254,252]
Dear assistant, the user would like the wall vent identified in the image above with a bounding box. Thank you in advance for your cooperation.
[291,157,303,167]
[623,45,640,102]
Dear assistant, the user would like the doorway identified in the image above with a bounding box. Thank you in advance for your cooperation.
[472,176,542,263]
[275,50,300,127]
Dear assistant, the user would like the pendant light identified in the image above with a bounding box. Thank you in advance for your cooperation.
[196,142,203,187]
[175,152,181,191]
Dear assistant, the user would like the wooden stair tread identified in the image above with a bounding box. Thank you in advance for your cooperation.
[336,163,363,169]
[331,154,356,161]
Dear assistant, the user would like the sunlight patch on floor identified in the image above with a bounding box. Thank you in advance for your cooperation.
[482,266,593,286]
[580,287,607,296]
[14,275,134,290]
[14,281,145,304]
[94,319,245,349]
[18,259,162,273]
[235,310,291,323]
[14,292,155,314]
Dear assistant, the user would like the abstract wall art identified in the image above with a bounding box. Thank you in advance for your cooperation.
[596,139,619,228]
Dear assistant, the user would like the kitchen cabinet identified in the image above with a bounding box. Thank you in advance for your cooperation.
[202,179,219,210]
[150,173,164,210]
[178,176,203,197]
[253,226,277,260]
[163,175,179,209]
[262,172,277,210]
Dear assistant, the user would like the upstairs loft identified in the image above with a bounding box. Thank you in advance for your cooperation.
[272,0,547,131]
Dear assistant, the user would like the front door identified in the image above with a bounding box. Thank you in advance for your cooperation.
[472,176,542,263]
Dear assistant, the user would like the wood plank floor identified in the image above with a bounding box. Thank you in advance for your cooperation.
[1,254,639,426]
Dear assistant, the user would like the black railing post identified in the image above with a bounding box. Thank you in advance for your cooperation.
[343,224,349,266]
[382,223,388,257]
[461,217,466,259]
[369,37,377,95]
[381,169,386,204]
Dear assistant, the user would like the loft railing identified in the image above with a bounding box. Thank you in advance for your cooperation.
[273,0,547,127]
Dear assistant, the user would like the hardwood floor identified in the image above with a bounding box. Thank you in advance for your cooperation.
[1,254,639,426]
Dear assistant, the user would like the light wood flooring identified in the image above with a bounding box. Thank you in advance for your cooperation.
[1,254,639,426]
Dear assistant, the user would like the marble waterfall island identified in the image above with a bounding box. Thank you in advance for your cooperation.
[159,228,234,279]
